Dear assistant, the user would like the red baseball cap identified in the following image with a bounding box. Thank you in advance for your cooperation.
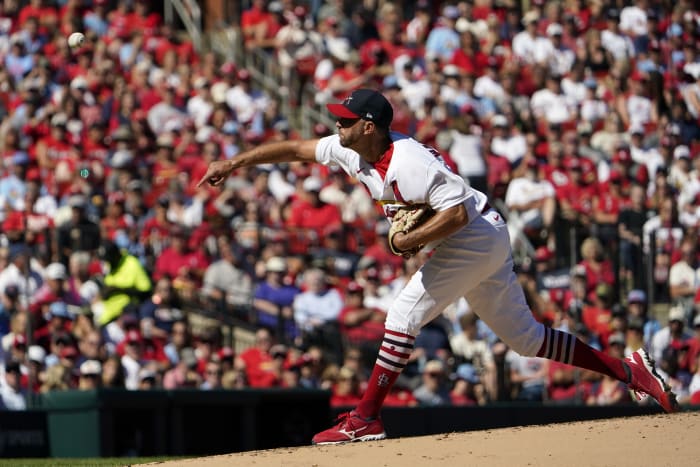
[327,89,394,128]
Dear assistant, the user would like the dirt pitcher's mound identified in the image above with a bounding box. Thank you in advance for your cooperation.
[154,412,698,467]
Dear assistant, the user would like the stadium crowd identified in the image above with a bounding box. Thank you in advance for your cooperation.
[1,0,700,412]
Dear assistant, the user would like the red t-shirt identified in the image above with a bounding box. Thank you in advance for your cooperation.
[239,347,279,388]
[338,306,386,344]
[582,305,612,343]
[330,387,362,408]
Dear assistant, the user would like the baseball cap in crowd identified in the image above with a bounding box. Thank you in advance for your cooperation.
[46,262,67,281]
[674,145,691,160]
[265,256,287,273]
[217,347,235,361]
[627,317,644,331]
[5,360,20,374]
[522,10,539,26]
[571,264,587,277]
[442,5,460,20]
[627,289,647,304]
[546,23,563,36]
[534,246,554,262]
[491,114,508,127]
[454,363,480,384]
[302,176,323,192]
[60,345,78,359]
[668,306,685,323]
[139,368,157,382]
[424,360,445,375]
[68,194,88,209]
[347,281,364,294]
[80,359,102,376]
[608,332,626,347]
[8,244,30,262]
[49,302,73,320]
[326,89,394,128]
[110,149,133,169]
[629,124,645,136]
[607,8,620,20]
[181,347,198,368]
[28,345,46,364]
[125,329,143,343]
[4,284,19,300]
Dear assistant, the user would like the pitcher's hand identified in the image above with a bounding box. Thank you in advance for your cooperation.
[197,160,234,188]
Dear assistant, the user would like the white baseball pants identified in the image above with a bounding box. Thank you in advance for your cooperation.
[385,208,546,357]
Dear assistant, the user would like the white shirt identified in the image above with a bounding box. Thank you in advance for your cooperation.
[0,263,41,307]
[626,95,653,128]
[512,31,540,64]
[491,134,527,164]
[505,176,555,224]
[601,30,635,60]
[669,260,700,294]
[448,130,485,178]
[620,6,647,36]
[186,94,213,129]
[474,75,505,102]
[535,40,575,76]
[530,89,575,124]
[293,288,344,331]
[121,354,142,390]
[399,79,432,115]
[225,86,269,125]
[0,381,26,410]
[630,144,663,182]
[580,98,609,123]
[561,78,588,104]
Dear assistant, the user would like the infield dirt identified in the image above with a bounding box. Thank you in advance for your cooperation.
[151,411,697,467]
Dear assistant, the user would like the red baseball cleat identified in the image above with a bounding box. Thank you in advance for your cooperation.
[625,348,679,413]
[311,411,386,445]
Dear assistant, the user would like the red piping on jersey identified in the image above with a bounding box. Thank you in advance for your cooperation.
[372,143,407,201]
[372,143,394,180]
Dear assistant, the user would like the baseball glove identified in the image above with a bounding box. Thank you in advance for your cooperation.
[387,205,435,257]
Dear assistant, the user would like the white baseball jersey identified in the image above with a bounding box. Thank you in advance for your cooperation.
[314,132,489,222]
[315,131,545,358]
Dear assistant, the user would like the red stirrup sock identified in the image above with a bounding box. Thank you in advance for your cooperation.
[355,330,415,420]
[537,327,629,382]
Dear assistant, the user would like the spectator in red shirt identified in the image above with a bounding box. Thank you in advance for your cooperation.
[330,366,363,408]
[241,0,273,49]
[582,283,615,346]
[153,226,205,288]
[338,281,385,355]
[286,176,343,251]
[577,236,616,299]
[140,196,173,255]
[593,169,626,246]
[237,328,281,388]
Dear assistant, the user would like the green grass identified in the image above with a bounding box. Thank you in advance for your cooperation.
[0,457,190,466]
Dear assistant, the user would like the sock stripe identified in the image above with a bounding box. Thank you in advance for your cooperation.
[567,335,576,365]
[384,329,415,340]
[376,331,414,372]
[379,345,412,360]
[556,330,567,361]
[377,354,405,372]
[384,336,414,350]
[562,332,572,364]
[545,327,554,360]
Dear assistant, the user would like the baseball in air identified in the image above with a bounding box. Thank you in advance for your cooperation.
[68,32,85,48]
